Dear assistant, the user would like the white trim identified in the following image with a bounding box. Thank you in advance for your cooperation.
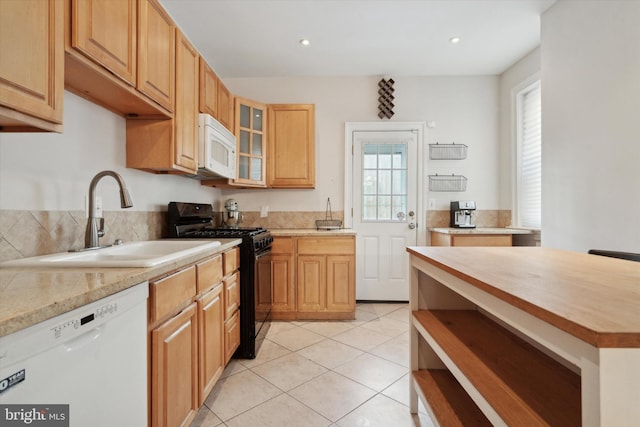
[344,121,427,245]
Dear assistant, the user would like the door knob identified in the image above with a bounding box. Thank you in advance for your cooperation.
[408,223,416,229]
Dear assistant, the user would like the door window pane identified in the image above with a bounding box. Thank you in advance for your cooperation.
[240,104,250,128]
[251,158,262,181]
[363,170,377,194]
[362,142,408,221]
[238,156,249,179]
[252,134,262,155]
[239,130,250,154]
[254,109,263,131]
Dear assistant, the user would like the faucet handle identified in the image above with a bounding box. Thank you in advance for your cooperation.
[98,218,105,238]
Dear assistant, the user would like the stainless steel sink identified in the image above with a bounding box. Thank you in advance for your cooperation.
[1,240,222,268]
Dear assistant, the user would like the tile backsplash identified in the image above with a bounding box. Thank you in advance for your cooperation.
[0,209,342,261]
[0,208,514,261]
[0,210,166,262]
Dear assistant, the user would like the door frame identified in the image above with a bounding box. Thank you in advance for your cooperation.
[344,121,427,246]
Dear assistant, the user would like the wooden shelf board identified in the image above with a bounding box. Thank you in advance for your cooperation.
[413,370,491,427]
[413,309,581,426]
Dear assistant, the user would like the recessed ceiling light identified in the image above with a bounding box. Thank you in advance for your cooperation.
[299,39,310,46]
[449,36,461,44]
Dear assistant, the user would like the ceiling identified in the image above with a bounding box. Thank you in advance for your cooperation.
[159,0,556,78]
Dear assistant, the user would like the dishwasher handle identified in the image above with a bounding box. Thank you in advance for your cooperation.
[63,326,103,353]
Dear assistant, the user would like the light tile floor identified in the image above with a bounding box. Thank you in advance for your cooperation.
[192,303,435,427]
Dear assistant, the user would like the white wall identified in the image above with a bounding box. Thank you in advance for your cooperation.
[541,1,640,252]
[0,79,502,218]
[0,91,221,212]
[224,75,501,212]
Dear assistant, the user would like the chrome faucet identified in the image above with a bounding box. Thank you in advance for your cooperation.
[84,171,133,249]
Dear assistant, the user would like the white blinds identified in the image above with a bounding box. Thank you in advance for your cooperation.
[518,82,541,229]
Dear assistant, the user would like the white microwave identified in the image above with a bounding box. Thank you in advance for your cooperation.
[197,113,236,179]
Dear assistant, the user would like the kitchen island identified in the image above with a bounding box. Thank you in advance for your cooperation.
[408,246,640,426]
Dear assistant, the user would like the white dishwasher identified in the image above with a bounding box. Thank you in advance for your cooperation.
[0,282,148,427]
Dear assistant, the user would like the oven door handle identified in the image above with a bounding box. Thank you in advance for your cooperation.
[255,248,272,259]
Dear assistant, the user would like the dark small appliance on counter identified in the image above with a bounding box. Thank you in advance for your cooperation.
[450,200,476,228]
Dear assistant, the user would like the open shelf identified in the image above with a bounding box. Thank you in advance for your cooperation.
[412,369,491,426]
[413,309,581,426]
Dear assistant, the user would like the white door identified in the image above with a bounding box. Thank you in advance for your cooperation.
[351,129,420,301]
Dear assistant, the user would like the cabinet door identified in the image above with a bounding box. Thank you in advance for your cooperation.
[224,309,240,364]
[138,0,175,112]
[71,0,137,85]
[151,302,198,427]
[197,284,224,406]
[224,272,240,319]
[0,0,63,131]
[272,254,295,313]
[199,59,218,117]
[297,255,326,312]
[326,255,355,312]
[267,104,315,188]
[234,97,267,186]
[174,30,199,172]
[217,79,233,130]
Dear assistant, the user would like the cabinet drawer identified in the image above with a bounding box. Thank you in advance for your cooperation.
[196,254,223,294]
[223,247,240,275]
[297,237,355,255]
[150,266,196,324]
[271,237,293,254]
[224,309,240,364]
[224,272,240,319]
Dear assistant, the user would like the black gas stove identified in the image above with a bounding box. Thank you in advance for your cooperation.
[168,202,272,359]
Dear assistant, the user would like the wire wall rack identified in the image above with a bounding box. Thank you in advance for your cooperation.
[429,142,468,160]
[428,174,468,192]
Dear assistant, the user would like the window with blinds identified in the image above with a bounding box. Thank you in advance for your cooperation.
[516,81,541,229]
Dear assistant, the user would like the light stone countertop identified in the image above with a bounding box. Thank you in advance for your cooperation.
[269,228,357,237]
[429,227,533,235]
[0,238,241,337]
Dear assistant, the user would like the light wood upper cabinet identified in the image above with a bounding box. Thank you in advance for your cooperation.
[138,0,175,112]
[234,97,267,186]
[217,79,233,130]
[199,59,218,118]
[71,0,137,86]
[126,29,198,173]
[0,0,63,132]
[174,30,199,172]
[267,104,315,188]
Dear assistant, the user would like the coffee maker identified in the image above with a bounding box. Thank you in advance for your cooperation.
[450,201,476,228]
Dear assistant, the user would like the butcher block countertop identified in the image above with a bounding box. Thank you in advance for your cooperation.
[429,227,533,235]
[0,238,241,337]
[406,246,640,347]
[270,228,356,237]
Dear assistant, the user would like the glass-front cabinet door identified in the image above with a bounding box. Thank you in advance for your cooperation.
[234,97,267,187]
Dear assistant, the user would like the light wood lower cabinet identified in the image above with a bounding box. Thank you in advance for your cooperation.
[196,284,224,406]
[271,235,355,320]
[270,237,296,319]
[151,302,198,427]
[149,247,240,427]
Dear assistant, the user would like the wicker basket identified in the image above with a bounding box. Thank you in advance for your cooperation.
[316,198,342,230]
